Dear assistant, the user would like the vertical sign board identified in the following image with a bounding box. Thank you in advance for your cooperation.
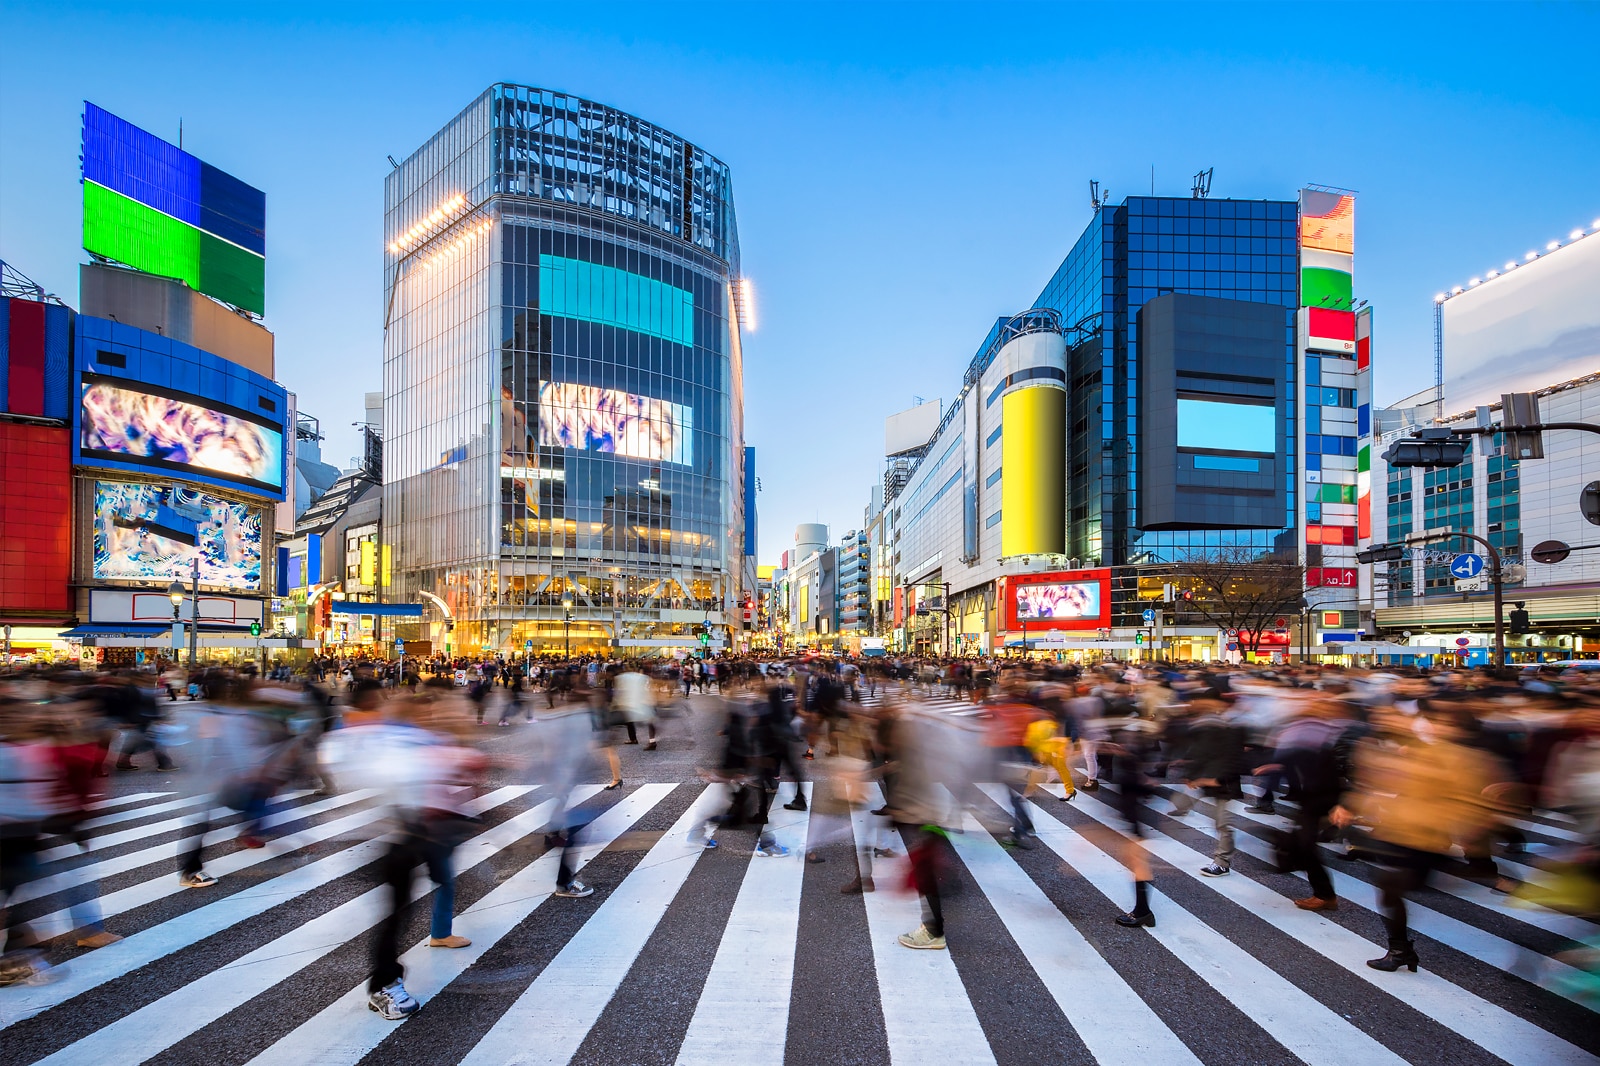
[1299,189,1367,621]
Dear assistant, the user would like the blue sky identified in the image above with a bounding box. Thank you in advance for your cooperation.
[4,2,1598,565]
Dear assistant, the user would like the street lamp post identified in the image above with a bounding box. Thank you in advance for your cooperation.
[168,579,185,668]
[187,557,199,668]
[562,593,573,659]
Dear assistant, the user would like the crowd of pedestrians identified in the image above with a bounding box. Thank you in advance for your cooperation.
[2,651,1598,1017]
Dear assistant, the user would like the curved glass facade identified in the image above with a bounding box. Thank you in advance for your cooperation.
[383,85,745,655]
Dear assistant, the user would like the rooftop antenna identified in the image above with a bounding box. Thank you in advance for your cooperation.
[178,118,183,151]
[1089,180,1103,211]
[387,155,400,170]
[1191,167,1213,199]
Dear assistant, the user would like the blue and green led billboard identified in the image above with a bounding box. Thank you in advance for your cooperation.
[81,103,266,315]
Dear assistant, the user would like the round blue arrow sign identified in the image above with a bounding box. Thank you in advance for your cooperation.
[1450,553,1484,579]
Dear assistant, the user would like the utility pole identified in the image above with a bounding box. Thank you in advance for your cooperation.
[188,557,200,668]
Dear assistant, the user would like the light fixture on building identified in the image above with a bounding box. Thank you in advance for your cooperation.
[733,277,757,331]
[389,192,469,253]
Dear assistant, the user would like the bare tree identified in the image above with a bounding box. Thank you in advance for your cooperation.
[1170,546,1306,659]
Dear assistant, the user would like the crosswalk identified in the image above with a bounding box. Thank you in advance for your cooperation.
[2,776,1596,1065]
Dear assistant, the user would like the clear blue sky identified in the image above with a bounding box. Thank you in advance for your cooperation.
[4,2,1598,566]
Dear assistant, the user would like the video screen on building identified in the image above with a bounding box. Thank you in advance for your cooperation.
[536,381,692,465]
[81,103,266,315]
[92,481,262,590]
[79,377,284,493]
[1176,397,1275,454]
[1015,580,1101,622]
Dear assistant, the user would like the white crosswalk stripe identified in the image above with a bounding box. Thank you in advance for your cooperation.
[2,781,1594,1066]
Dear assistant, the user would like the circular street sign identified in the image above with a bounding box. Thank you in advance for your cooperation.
[1449,553,1485,579]
[1531,539,1572,564]
[1455,637,1471,648]
[1582,482,1600,526]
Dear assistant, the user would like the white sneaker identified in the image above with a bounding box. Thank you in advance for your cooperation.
[368,979,421,1020]
[554,880,594,898]
[897,924,947,950]
[178,871,217,888]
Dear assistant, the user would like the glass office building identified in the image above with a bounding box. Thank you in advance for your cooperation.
[383,84,747,655]
[958,196,1300,627]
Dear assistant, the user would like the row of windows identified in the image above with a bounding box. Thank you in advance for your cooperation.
[1308,435,1359,456]
[1307,386,1358,408]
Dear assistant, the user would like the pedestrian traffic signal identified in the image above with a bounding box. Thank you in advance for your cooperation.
[249,621,261,637]
[1134,632,1144,645]
[1382,428,1468,469]
[1509,606,1530,634]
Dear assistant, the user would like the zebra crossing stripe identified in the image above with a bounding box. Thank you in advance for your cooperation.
[2,787,532,1031]
[245,783,671,1066]
[1146,795,1598,1002]
[77,793,203,829]
[981,786,1406,1066]
[851,783,997,1066]
[674,783,813,1066]
[459,784,729,1066]
[24,790,391,943]
[84,791,174,811]
[1065,787,1600,1066]
[14,788,377,910]
[36,789,313,862]
[27,787,551,1064]
[947,801,1202,1065]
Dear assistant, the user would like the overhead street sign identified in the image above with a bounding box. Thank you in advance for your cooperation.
[1449,553,1484,579]
[1142,608,1156,624]
[1532,539,1571,564]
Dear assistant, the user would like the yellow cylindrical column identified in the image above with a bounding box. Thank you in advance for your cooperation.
[1001,385,1065,557]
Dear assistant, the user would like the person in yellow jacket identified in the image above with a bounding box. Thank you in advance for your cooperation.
[1332,701,1507,973]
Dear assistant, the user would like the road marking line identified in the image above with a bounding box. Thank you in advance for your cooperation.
[1067,787,1600,1066]
[23,787,543,1060]
[459,785,727,1066]
[986,786,1400,1066]
[953,795,1202,1065]
[246,784,671,1066]
[851,783,996,1066]
[675,784,812,1065]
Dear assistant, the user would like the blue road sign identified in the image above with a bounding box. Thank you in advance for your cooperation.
[395,638,405,651]
[1142,608,1156,624]
[1450,553,1485,579]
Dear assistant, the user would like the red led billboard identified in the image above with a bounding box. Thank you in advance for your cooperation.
[0,423,72,620]
[1004,569,1112,631]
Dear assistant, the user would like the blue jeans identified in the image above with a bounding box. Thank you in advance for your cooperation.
[428,839,455,939]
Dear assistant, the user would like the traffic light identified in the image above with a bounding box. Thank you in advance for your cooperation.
[1181,588,1194,602]
[1356,544,1406,564]
[249,621,261,637]
[1382,428,1468,469]
[1134,632,1144,646]
[1509,605,1530,634]
[1501,392,1544,461]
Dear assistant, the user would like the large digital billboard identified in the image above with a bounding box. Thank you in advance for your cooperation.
[536,381,693,465]
[1176,398,1275,454]
[81,103,265,315]
[79,376,284,493]
[1006,569,1112,631]
[92,481,262,590]
[1442,231,1600,414]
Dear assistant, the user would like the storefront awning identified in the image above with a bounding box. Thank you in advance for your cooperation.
[59,624,168,639]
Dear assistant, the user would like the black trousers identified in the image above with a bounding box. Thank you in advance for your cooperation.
[370,828,431,993]
[1374,845,1441,949]
[1294,799,1337,901]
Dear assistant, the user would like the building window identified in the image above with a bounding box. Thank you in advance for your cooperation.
[985,510,1002,529]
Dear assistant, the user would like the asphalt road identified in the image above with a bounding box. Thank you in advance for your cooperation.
[2,688,1595,1066]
